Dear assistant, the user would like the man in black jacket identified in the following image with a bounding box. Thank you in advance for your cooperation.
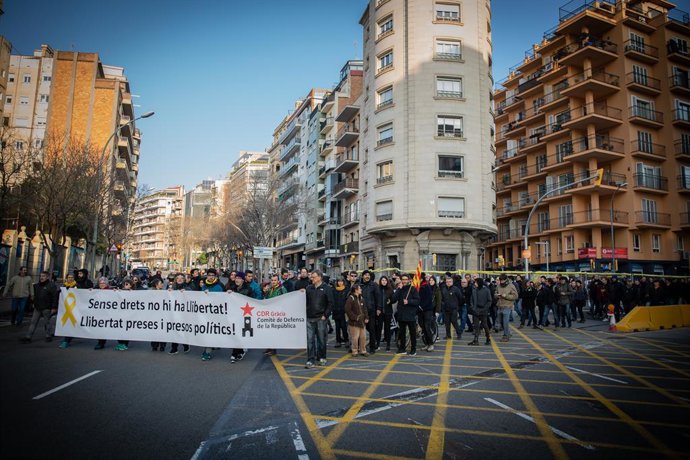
[441,276,464,340]
[394,273,420,356]
[360,270,383,353]
[304,270,333,368]
[21,271,59,343]
[294,267,311,291]
[75,269,93,289]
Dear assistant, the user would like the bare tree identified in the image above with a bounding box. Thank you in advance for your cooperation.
[0,127,35,225]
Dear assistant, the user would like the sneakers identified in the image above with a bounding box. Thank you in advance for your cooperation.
[360,352,369,357]
[230,356,237,364]
[426,345,434,352]
[115,343,128,351]
[58,340,70,349]
[305,361,314,369]
[169,348,179,355]
[396,350,407,355]
[501,336,510,342]
[201,352,212,361]
[318,358,327,366]
[334,343,342,348]
[183,345,190,353]
[407,351,417,356]
[468,339,479,346]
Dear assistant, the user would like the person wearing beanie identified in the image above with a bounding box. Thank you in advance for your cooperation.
[468,277,492,346]
[200,268,228,362]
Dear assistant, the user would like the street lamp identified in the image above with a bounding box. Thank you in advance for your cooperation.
[90,111,155,275]
[534,241,550,273]
[610,182,627,273]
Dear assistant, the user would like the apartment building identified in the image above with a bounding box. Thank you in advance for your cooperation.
[490,0,690,274]
[0,35,11,123]
[273,89,329,270]
[358,0,496,272]
[130,186,184,270]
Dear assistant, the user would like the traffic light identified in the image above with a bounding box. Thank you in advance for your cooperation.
[594,168,605,186]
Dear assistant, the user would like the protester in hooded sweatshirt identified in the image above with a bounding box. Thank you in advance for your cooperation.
[468,278,492,346]
[200,268,228,362]
[168,273,191,355]
[20,271,59,343]
[332,278,350,349]
[149,279,166,352]
[4,266,34,326]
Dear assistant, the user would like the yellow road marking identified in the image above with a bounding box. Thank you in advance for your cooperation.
[426,339,453,460]
[625,336,690,358]
[324,355,401,446]
[331,449,417,460]
[514,328,677,457]
[299,391,690,429]
[270,355,335,460]
[278,351,307,364]
[491,338,568,459]
[296,353,352,393]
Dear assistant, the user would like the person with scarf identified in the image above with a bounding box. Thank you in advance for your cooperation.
[168,273,191,355]
[200,268,227,361]
[20,271,59,343]
[379,276,394,351]
[58,273,78,349]
[418,274,437,352]
[114,278,135,351]
[394,273,420,356]
[93,277,112,350]
[149,279,166,352]
[332,278,350,349]
[345,284,368,356]
[263,274,287,356]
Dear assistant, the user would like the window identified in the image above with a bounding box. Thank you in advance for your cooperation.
[641,198,658,223]
[377,50,393,73]
[629,32,646,53]
[435,39,462,60]
[675,99,690,122]
[555,140,573,160]
[4,95,11,105]
[436,77,463,98]
[565,235,574,253]
[376,161,393,184]
[438,197,465,218]
[636,162,662,189]
[637,131,653,153]
[19,96,29,106]
[677,234,685,251]
[377,86,393,109]
[378,15,393,39]
[15,141,24,150]
[438,155,463,178]
[652,234,661,253]
[633,233,641,251]
[377,123,393,147]
[537,212,550,232]
[376,201,393,221]
[558,204,573,227]
[435,254,457,272]
[437,115,463,137]
[670,37,688,54]
[42,75,51,82]
[39,94,49,103]
[8,73,14,83]
[34,138,42,148]
[23,74,31,84]
[557,237,563,255]
[632,96,655,120]
[435,2,461,22]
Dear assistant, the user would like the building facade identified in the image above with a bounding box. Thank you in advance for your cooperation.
[130,186,184,270]
[490,0,690,275]
[358,0,497,272]
[0,34,12,123]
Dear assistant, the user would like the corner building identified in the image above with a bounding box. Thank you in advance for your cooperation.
[490,0,690,274]
[358,0,496,272]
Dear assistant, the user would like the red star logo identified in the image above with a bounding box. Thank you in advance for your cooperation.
[240,303,254,316]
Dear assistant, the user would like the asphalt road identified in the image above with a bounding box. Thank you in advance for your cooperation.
[2,311,690,460]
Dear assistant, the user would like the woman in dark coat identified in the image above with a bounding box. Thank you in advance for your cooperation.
[345,284,368,356]
[379,276,394,351]
[332,278,349,348]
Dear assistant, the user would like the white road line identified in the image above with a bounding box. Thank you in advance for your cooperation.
[288,420,309,460]
[565,366,628,385]
[32,370,103,400]
[484,397,596,451]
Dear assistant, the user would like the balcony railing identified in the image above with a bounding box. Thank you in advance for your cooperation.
[435,52,463,61]
[376,99,394,110]
[376,175,393,185]
[332,178,359,195]
[634,211,671,226]
[570,209,629,225]
[565,135,624,156]
[435,13,461,23]
[376,213,393,222]
[675,139,690,156]
[673,108,690,123]
[571,170,627,188]
[438,169,464,179]
[634,173,668,191]
[631,140,666,158]
[671,73,690,90]
[377,137,393,147]
[626,72,661,91]
[438,210,465,218]
[668,40,690,58]
[678,175,690,191]
[623,39,659,59]
[558,1,616,22]
[342,212,360,226]
[629,106,663,123]
[668,8,690,27]
[437,90,463,99]
[569,102,622,121]
[340,241,359,254]
[437,128,464,138]
[568,68,620,87]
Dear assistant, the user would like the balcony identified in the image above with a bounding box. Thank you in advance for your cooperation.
[377,137,393,148]
[341,212,360,228]
[633,173,669,193]
[561,69,620,99]
[563,135,625,162]
[622,4,656,33]
[675,139,690,160]
[340,241,359,254]
[568,209,629,228]
[563,103,622,130]
[321,91,336,112]
[667,40,690,65]
[318,158,336,179]
[336,105,360,123]
[672,108,690,128]
[670,74,690,96]
[623,40,659,64]
[631,140,666,161]
[558,38,618,68]
[320,138,335,157]
[376,174,394,184]
[557,0,616,36]
[625,72,661,96]
[524,158,549,179]
[333,151,359,173]
[280,136,301,161]
[567,170,627,195]
[629,106,663,129]
[114,180,125,193]
[332,178,359,199]
[496,203,517,218]
[516,75,543,97]
[318,188,326,202]
[335,124,359,147]
[121,92,132,106]
[376,213,393,222]
[681,212,690,227]
[520,131,546,153]
[280,156,299,177]
[541,86,569,111]
[634,211,671,228]
[115,159,127,170]
[666,8,690,34]
[320,117,334,135]
[678,175,690,193]
[279,119,301,144]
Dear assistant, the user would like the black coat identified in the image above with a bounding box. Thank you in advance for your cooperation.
[332,288,348,320]
[441,285,464,311]
[33,281,59,311]
[294,277,311,291]
[361,280,382,313]
[305,283,333,319]
[394,285,420,322]
[380,285,394,315]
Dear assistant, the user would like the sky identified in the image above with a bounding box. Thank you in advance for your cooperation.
[0,0,617,191]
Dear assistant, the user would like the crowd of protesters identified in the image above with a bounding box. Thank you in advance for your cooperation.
[4,264,689,369]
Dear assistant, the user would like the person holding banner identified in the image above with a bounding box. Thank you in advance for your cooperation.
[200,268,228,361]
[304,270,333,369]
[114,278,135,351]
[263,274,287,356]
[345,284,368,356]
[168,273,191,355]
[93,277,112,350]
[150,279,166,352]
[58,273,78,349]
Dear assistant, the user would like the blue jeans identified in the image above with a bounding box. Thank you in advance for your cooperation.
[512,299,522,321]
[498,308,512,337]
[11,297,28,325]
[306,319,328,362]
[541,304,559,326]
[459,304,468,332]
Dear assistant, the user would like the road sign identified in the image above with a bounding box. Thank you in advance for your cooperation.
[521,248,531,259]
[109,244,118,253]
[253,246,274,259]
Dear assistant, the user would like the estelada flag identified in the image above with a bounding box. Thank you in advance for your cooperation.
[412,260,422,289]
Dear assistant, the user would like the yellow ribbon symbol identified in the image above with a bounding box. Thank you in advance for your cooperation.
[61,292,77,327]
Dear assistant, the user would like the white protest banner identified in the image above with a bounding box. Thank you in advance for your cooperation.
[55,288,307,349]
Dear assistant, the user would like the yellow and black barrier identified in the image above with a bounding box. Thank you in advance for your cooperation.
[616,305,690,332]
[359,267,689,280]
